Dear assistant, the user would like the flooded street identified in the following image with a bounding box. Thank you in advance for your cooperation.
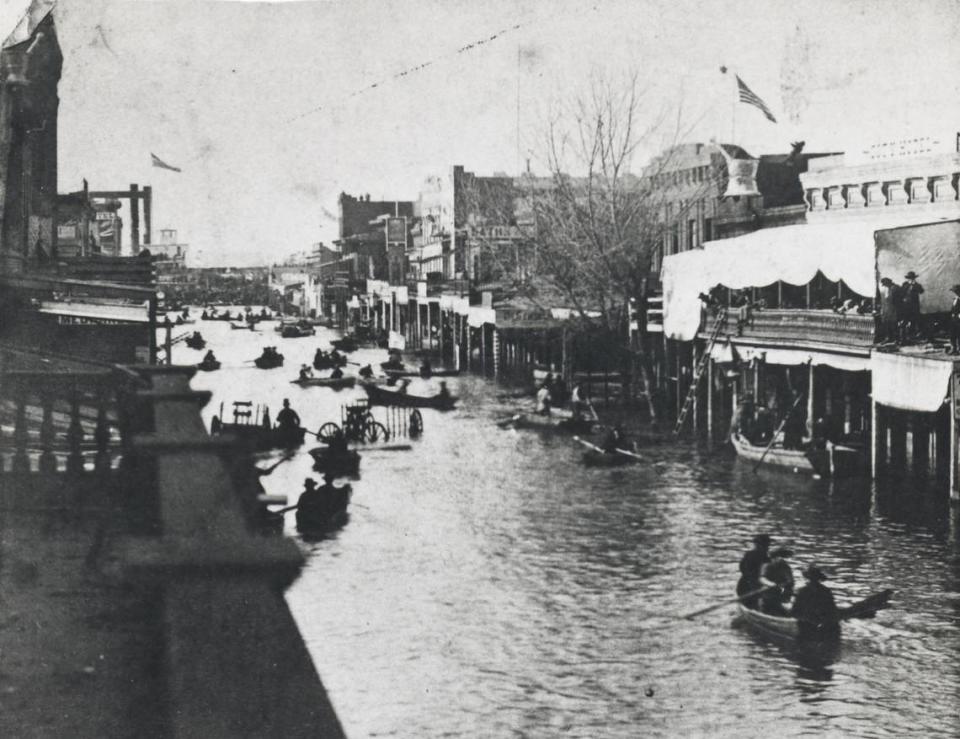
[180,316,960,738]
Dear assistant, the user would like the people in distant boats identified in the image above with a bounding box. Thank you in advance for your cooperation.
[276,398,301,431]
[261,346,281,362]
[736,534,772,609]
[535,381,552,415]
[759,547,795,616]
[297,477,324,518]
[200,309,210,320]
[420,358,432,377]
[359,364,374,378]
[602,425,627,454]
[330,349,344,363]
[330,365,344,379]
[260,308,269,318]
[949,284,960,355]
[203,349,217,364]
[299,364,314,381]
[437,381,451,402]
[899,270,924,344]
[791,565,838,632]
[314,348,325,366]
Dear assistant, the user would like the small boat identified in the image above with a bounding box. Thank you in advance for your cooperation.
[184,336,206,350]
[329,337,359,353]
[254,354,284,369]
[313,354,348,370]
[290,376,356,389]
[211,416,305,451]
[380,361,406,372]
[575,437,640,466]
[737,589,892,642]
[730,433,865,477]
[308,446,362,475]
[385,367,460,379]
[362,382,457,410]
[296,484,352,533]
[196,359,221,372]
[501,407,597,434]
[281,324,316,338]
[231,322,255,331]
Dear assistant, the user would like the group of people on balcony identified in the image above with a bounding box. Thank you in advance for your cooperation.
[877,271,926,346]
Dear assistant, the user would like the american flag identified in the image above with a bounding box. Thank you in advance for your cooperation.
[736,75,777,123]
[151,153,182,172]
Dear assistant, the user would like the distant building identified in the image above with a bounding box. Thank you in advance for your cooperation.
[92,198,123,255]
[337,192,414,285]
[146,228,189,285]
[55,188,98,258]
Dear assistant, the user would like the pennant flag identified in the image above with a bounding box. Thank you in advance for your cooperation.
[151,153,182,172]
[735,75,777,123]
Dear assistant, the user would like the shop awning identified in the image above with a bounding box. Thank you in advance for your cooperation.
[38,300,151,324]
[662,216,951,342]
[726,345,871,371]
[871,351,953,412]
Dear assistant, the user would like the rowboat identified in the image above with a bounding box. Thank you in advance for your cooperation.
[196,359,221,372]
[254,355,284,369]
[730,432,864,477]
[230,322,255,330]
[296,485,352,534]
[385,367,460,379]
[501,405,598,433]
[290,376,356,389]
[362,382,457,410]
[737,589,892,642]
[184,335,206,349]
[211,422,305,451]
[329,337,359,352]
[281,324,315,338]
[308,447,362,475]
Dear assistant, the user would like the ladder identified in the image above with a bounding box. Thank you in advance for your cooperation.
[674,308,728,434]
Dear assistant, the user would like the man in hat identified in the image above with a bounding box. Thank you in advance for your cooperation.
[949,284,960,354]
[299,363,314,381]
[878,277,899,344]
[736,534,772,608]
[791,565,839,636]
[759,548,795,616]
[899,271,924,343]
[296,477,323,517]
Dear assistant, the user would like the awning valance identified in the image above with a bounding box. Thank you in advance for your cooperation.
[871,351,953,412]
[733,345,871,372]
[662,216,947,342]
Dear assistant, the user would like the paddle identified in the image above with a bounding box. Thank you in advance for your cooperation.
[682,585,778,620]
[573,435,605,453]
[753,392,805,473]
[497,414,521,428]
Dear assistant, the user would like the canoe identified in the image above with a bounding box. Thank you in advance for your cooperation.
[385,367,460,379]
[196,360,221,372]
[730,432,864,477]
[308,447,362,474]
[254,355,284,369]
[362,382,457,410]
[290,376,356,389]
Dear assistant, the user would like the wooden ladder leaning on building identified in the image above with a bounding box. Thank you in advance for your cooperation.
[674,308,728,435]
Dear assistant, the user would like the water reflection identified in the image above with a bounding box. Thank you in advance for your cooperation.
[177,315,960,738]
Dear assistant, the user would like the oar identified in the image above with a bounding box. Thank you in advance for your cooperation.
[497,414,521,428]
[614,447,642,461]
[681,585,778,620]
[573,435,605,453]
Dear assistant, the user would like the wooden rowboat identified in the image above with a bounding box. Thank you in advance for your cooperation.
[308,447,362,475]
[362,382,457,410]
[730,432,864,477]
[737,589,892,642]
[290,376,356,389]
[196,359,221,372]
[296,485,352,534]
[254,355,284,369]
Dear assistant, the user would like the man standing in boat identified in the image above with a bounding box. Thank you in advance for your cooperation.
[535,381,553,415]
[737,534,772,608]
[791,565,838,636]
[276,398,301,432]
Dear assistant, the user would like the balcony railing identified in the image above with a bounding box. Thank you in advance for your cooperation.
[704,308,875,349]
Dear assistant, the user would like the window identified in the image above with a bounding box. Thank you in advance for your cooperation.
[671,224,679,255]
[687,219,697,248]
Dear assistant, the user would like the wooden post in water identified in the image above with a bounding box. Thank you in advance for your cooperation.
[871,399,878,481]
[707,355,713,441]
[951,382,958,500]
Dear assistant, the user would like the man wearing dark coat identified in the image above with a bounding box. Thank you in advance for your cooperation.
[736,534,772,608]
[899,270,924,343]
[791,565,839,637]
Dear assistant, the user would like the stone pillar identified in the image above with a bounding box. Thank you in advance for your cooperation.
[865,182,884,208]
[907,177,931,204]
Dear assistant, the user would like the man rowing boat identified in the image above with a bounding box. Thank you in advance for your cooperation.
[736,534,771,608]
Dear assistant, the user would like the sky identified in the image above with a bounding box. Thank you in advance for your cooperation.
[7,0,959,266]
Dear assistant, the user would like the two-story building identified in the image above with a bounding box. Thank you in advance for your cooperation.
[661,135,960,499]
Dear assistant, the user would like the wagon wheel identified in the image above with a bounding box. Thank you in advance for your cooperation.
[409,410,424,436]
[364,421,390,443]
[317,422,341,442]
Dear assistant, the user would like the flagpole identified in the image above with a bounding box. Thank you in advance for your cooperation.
[731,68,737,144]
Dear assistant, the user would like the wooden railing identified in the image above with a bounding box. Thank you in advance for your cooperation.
[704,308,875,349]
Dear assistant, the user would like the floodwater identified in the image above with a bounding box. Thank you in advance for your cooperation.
[177,313,960,738]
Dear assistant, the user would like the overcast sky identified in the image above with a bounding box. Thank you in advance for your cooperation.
[12,0,959,266]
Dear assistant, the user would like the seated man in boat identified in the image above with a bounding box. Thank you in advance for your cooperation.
[736,534,772,608]
[535,382,553,415]
[602,426,624,453]
[297,477,326,519]
[359,364,374,379]
[325,428,349,455]
[330,349,344,363]
[758,548,795,616]
[420,358,433,377]
[299,364,314,381]
[791,565,838,635]
[437,381,451,401]
[330,365,344,379]
[203,350,217,365]
[276,398,301,432]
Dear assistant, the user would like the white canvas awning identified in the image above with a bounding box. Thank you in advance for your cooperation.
[871,351,953,412]
[38,300,151,324]
[661,216,953,342]
[734,345,871,372]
